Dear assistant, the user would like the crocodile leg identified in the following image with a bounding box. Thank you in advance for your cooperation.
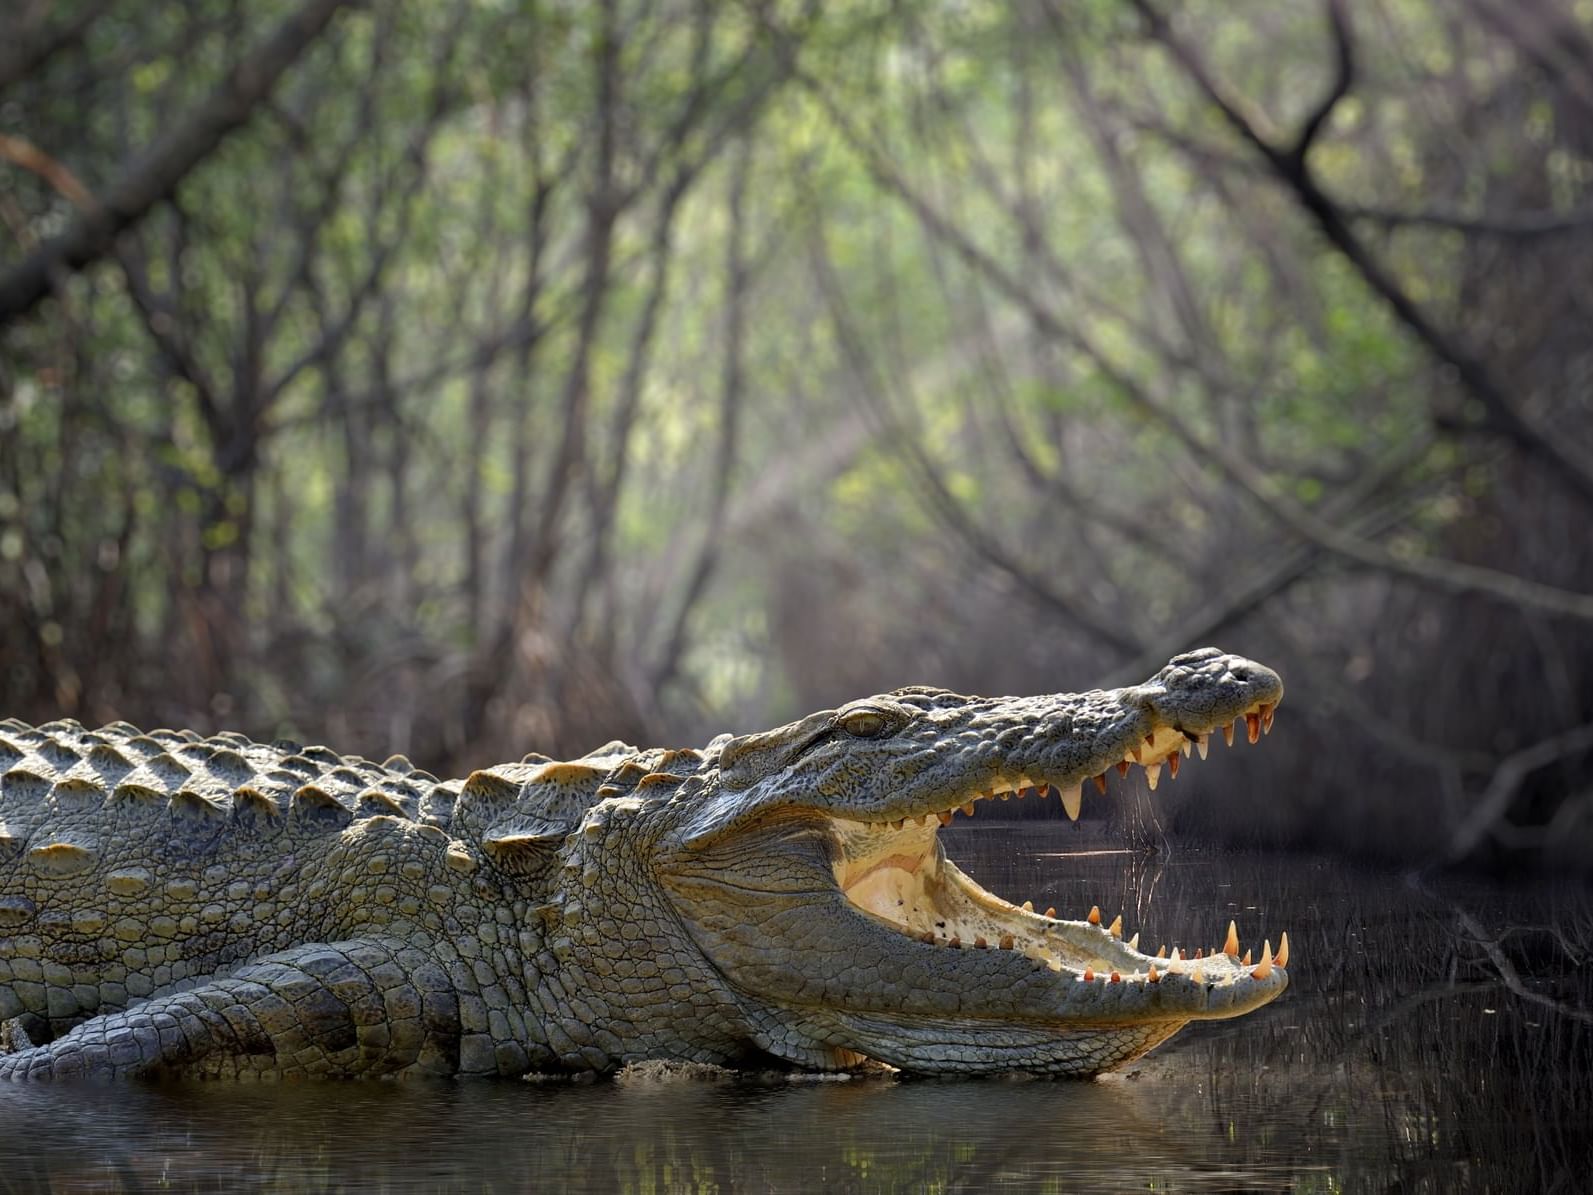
[0,938,461,1080]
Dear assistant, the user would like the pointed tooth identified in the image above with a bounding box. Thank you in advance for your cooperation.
[1147,965,1160,983]
[1180,738,1192,758]
[1276,932,1291,968]
[1260,703,1275,733]
[1044,906,1056,919]
[1196,734,1209,760]
[892,818,905,830]
[1145,762,1162,790]
[937,811,953,827]
[1116,760,1130,778]
[1060,783,1082,821]
[1087,905,1102,926]
[1108,914,1123,938]
[1167,752,1180,779]
[1242,949,1253,966]
[1156,945,1168,959]
[999,933,1014,950]
[1145,733,1155,747]
[1224,920,1240,959]
[1092,773,1107,795]
[1129,744,1143,763]
[974,936,987,948]
[1128,932,1139,950]
[1082,969,1095,982]
[1223,722,1235,747]
[961,802,975,817]
[1194,947,1203,959]
[1022,900,1034,912]
[1109,971,1121,983]
[1252,941,1274,979]
[1246,712,1261,744]
[1034,784,1050,800]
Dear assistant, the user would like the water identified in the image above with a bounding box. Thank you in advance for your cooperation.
[1,825,1588,1193]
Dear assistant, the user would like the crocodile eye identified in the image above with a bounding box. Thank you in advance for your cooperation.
[842,711,887,738]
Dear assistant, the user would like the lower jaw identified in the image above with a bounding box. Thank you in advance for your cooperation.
[835,828,1149,975]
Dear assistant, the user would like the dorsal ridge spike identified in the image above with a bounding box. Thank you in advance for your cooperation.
[290,784,354,830]
[231,785,282,821]
[168,789,226,822]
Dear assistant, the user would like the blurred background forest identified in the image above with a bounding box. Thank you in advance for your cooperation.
[2,0,1592,873]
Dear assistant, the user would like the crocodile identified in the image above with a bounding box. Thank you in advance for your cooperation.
[0,647,1286,1080]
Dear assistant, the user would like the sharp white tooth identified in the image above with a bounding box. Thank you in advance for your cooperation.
[1022,900,1034,912]
[1224,920,1240,959]
[1128,932,1140,951]
[1196,734,1209,761]
[1107,914,1123,937]
[1180,739,1192,758]
[1251,941,1274,979]
[937,811,953,827]
[1060,783,1082,821]
[1223,722,1235,747]
[1276,932,1291,968]
[1145,762,1162,790]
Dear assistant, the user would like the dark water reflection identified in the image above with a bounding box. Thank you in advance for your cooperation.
[1,825,1589,1193]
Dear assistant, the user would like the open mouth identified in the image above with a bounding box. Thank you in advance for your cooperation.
[829,700,1287,1000]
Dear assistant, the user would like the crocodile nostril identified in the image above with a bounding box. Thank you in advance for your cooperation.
[1231,667,1251,681]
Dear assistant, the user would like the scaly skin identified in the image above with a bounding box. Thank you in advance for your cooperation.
[0,647,1286,1080]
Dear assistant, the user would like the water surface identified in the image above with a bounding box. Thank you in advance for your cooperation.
[1,825,1587,1193]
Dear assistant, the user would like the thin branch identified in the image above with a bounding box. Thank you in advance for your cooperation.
[1290,0,1353,163]
[0,134,96,209]
[1341,202,1593,238]
[1444,721,1593,865]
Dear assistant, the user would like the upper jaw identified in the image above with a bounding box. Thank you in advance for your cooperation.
[850,686,1281,832]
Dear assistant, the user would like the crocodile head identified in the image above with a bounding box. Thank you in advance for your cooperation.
[638,647,1286,1076]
